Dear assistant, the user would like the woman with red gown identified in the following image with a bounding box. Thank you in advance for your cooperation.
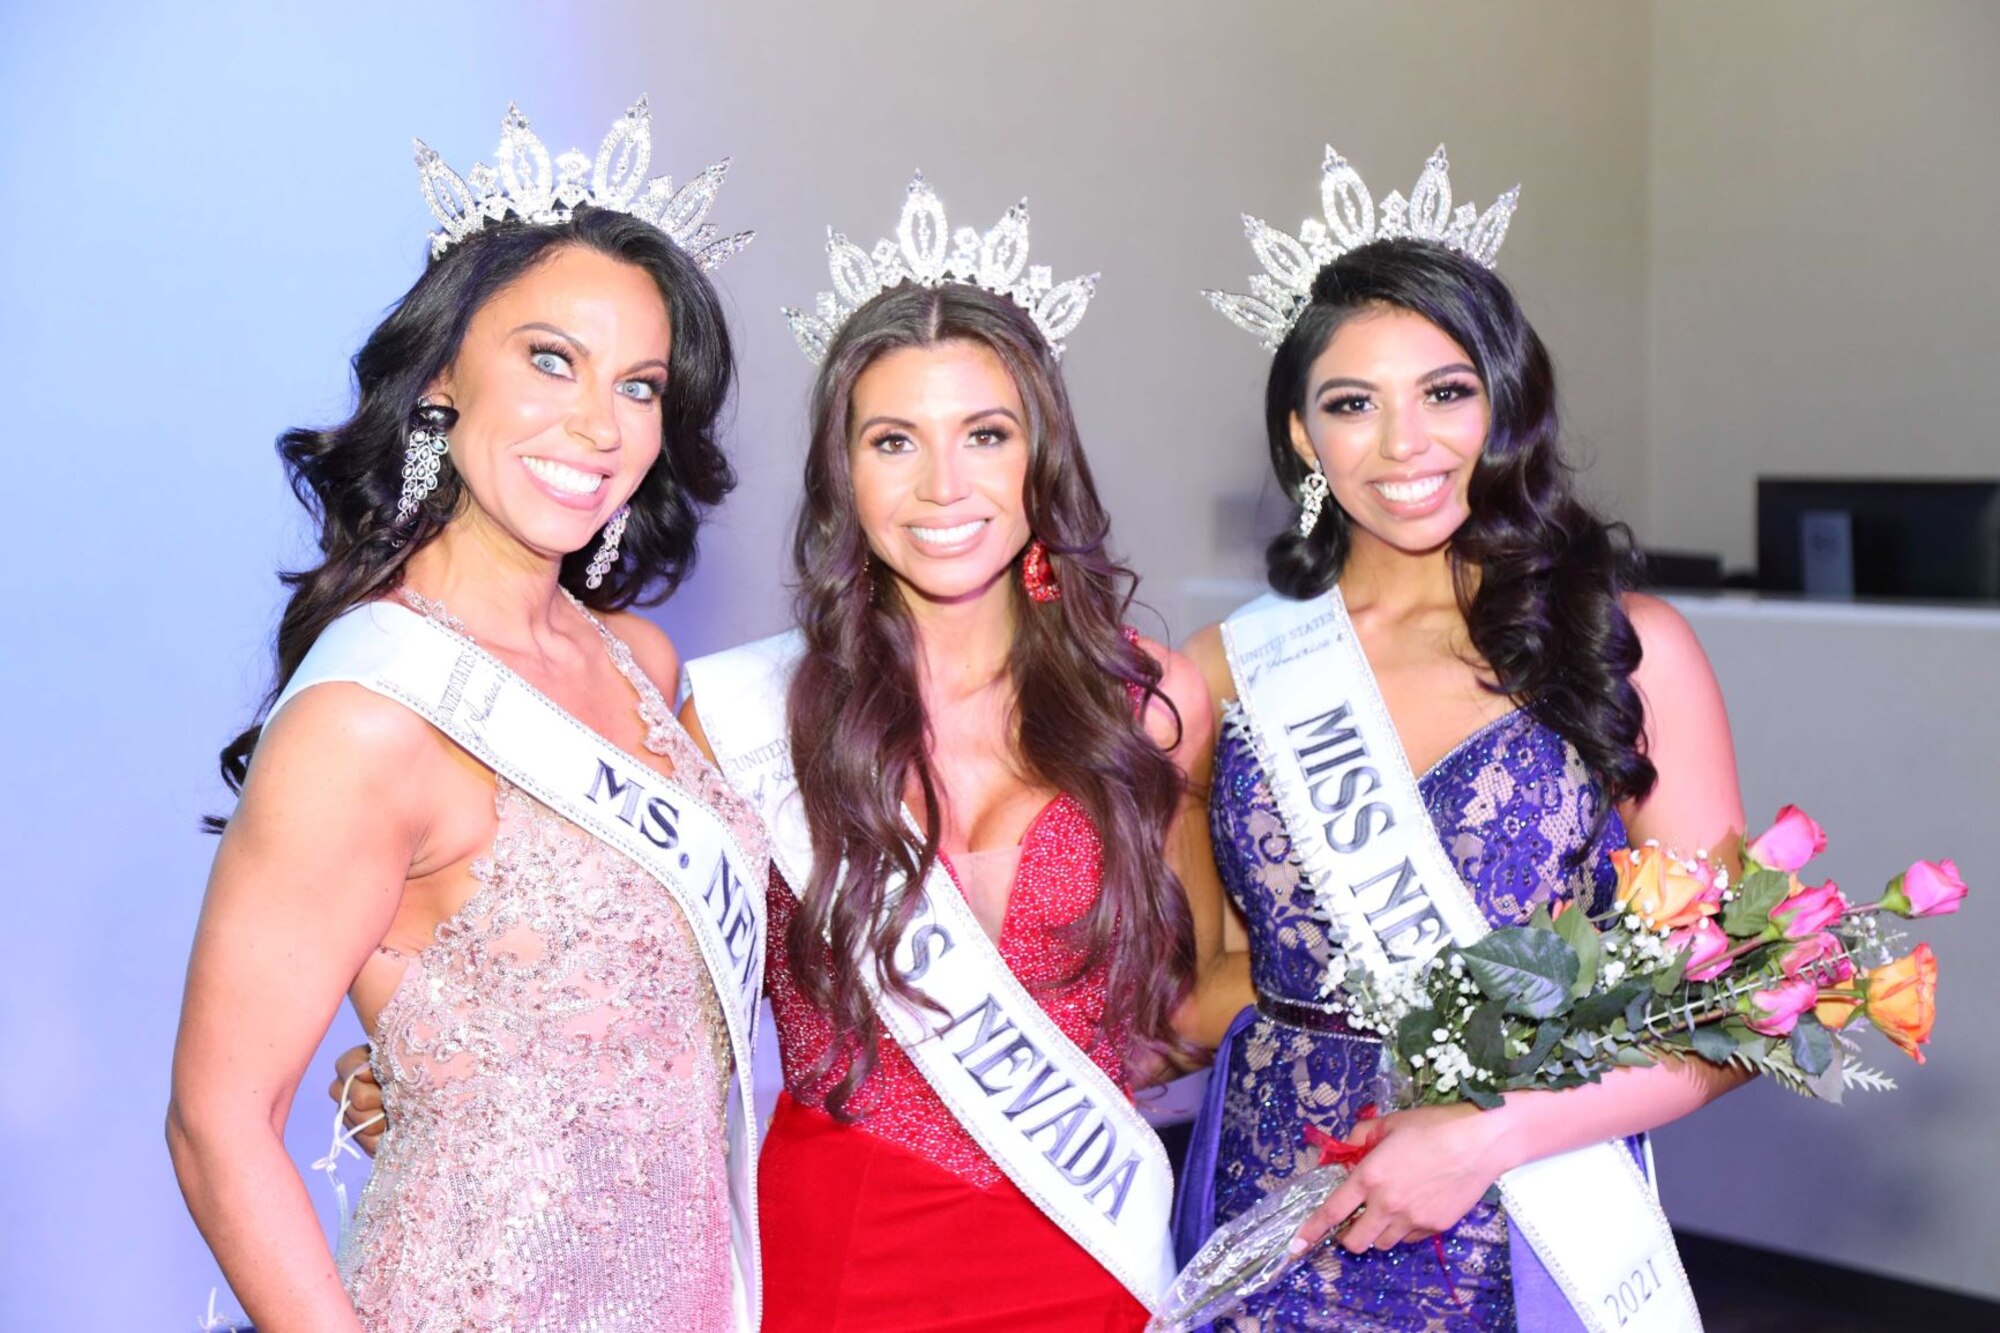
[684,175,1223,1331]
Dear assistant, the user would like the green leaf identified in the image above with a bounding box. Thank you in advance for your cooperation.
[1552,906,1601,998]
[1789,1014,1834,1076]
[1723,867,1791,936]
[1614,1045,1657,1067]
[1652,959,1687,996]
[1462,1086,1504,1110]
[1687,1022,1742,1064]
[1624,988,1653,1035]
[1460,928,1580,1019]
[1396,1007,1439,1063]
[1462,1001,1508,1073]
[1508,1019,1567,1078]
[1570,980,1647,1029]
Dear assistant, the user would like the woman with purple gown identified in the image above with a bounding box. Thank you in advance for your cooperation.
[1172,147,1750,1330]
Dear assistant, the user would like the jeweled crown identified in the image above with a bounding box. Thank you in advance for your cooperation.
[1206,145,1519,350]
[413,97,753,271]
[783,172,1099,364]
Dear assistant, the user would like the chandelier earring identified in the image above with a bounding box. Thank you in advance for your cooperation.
[1296,463,1330,537]
[584,505,630,590]
[396,401,457,523]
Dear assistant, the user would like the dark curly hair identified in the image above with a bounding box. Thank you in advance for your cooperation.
[785,282,1194,1119]
[1263,238,1656,813]
[212,206,737,812]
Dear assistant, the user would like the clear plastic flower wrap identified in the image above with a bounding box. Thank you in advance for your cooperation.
[1146,1162,1350,1333]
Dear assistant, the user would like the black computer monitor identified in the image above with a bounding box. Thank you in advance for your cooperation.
[1756,478,2000,601]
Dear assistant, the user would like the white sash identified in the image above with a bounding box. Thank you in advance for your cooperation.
[1222,590,1703,1333]
[272,601,765,1332]
[685,631,1179,1311]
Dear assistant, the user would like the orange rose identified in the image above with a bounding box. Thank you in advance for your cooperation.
[1612,845,1723,931]
[1863,944,1938,1063]
[1814,991,1862,1031]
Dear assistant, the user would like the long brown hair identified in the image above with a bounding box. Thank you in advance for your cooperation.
[785,282,1193,1118]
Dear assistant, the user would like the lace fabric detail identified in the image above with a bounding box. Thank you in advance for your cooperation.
[339,591,769,1331]
[1197,700,1625,1331]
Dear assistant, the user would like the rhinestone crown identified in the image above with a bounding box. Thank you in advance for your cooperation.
[413,97,752,271]
[1206,145,1519,350]
[784,171,1099,364]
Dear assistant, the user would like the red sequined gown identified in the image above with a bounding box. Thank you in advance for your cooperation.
[760,793,1150,1332]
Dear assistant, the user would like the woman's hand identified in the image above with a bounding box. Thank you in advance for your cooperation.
[1292,1102,1506,1255]
[327,1044,386,1156]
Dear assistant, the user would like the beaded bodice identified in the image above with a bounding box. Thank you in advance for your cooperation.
[337,595,768,1332]
[764,794,1131,1188]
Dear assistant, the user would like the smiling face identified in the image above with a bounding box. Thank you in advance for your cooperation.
[847,339,1034,610]
[427,245,672,561]
[1288,303,1490,557]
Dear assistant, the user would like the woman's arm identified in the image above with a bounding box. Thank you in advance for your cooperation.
[1297,594,1753,1254]
[1168,624,1257,1050]
[168,686,432,1331]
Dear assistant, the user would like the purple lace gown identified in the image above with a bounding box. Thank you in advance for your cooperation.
[1174,702,1626,1332]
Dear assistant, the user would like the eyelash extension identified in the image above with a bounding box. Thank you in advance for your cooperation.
[1427,379,1480,401]
[527,339,575,372]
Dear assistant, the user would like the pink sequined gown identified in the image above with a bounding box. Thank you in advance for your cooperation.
[337,601,768,1332]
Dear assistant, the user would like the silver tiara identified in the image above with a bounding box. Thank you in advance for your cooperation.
[783,172,1099,364]
[1205,145,1519,349]
[412,97,753,270]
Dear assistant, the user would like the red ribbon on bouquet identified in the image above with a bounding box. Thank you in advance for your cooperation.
[1303,1103,1379,1168]
[1299,1105,1468,1311]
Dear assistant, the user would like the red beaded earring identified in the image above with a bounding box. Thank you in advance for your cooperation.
[1021,538,1062,603]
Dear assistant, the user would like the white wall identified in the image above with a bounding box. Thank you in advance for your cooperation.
[1645,0,2000,569]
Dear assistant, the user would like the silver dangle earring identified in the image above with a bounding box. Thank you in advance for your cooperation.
[1296,461,1330,536]
[584,505,630,590]
[396,401,456,523]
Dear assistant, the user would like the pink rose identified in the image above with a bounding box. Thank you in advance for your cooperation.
[1673,918,1732,983]
[1776,932,1853,984]
[1879,859,1968,919]
[1741,975,1819,1037]
[1745,805,1827,874]
[1769,881,1845,940]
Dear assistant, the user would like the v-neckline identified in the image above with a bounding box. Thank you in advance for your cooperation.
[938,792,1065,948]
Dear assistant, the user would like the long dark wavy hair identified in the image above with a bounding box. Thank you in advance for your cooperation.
[1264,238,1656,812]
[212,207,737,812]
[785,282,1194,1118]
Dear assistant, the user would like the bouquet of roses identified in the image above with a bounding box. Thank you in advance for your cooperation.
[1147,807,1960,1332]
[1331,805,1958,1108]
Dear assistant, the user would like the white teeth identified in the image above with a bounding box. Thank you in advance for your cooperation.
[907,520,986,547]
[523,455,604,496]
[1374,474,1447,504]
